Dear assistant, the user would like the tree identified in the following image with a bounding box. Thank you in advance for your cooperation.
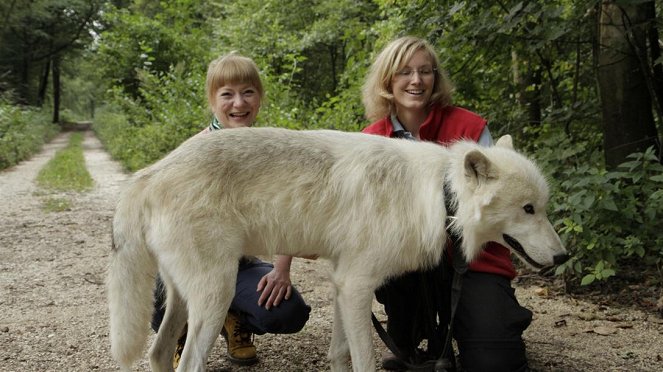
[597,0,661,168]
[0,0,103,122]
[95,0,214,100]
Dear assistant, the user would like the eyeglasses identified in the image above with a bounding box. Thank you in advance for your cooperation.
[394,67,436,79]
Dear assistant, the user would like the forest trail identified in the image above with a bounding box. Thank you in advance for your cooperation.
[0,131,661,371]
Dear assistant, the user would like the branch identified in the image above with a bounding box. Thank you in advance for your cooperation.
[32,1,100,62]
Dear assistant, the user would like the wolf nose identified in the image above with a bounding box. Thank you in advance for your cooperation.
[553,253,569,265]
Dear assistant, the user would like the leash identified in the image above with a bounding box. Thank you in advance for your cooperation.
[370,251,466,372]
[438,179,467,370]
[370,178,466,371]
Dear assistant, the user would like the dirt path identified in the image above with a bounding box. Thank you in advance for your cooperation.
[1,130,661,371]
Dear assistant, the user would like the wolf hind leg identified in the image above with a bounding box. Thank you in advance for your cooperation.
[149,273,188,372]
[174,261,239,372]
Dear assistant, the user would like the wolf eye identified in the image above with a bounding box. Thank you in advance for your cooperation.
[523,204,535,214]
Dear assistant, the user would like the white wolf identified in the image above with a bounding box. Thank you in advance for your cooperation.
[107,127,567,372]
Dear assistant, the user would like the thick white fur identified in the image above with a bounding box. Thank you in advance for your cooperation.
[107,127,566,372]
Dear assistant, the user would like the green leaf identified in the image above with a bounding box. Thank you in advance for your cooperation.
[601,268,616,278]
[581,274,596,286]
[449,2,465,16]
[507,1,524,18]
[595,260,604,272]
[601,199,618,211]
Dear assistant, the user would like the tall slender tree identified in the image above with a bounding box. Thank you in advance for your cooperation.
[597,0,661,168]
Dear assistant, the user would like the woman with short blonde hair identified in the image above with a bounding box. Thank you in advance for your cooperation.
[205,52,265,111]
[152,52,310,368]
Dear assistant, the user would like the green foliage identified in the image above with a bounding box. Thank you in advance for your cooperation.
[89,0,663,287]
[217,0,378,129]
[0,97,59,170]
[60,51,106,121]
[96,0,213,99]
[94,63,207,171]
[36,132,94,192]
[531,127,663,285]
[0,0,103,105]
[93,0,215,171]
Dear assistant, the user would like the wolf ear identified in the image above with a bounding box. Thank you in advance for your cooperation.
[495,135,513,149]
[464,150,494,188]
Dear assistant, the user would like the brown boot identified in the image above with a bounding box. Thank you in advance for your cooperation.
[172,326,187,369]
[221,310,258,366]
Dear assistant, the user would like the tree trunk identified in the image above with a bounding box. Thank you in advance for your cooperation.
[597,1,661,168]
[17,47,30,105]
[52,55,61,124]
[511,50,542,127]
[37,59,51,107]
[646,2,663,123]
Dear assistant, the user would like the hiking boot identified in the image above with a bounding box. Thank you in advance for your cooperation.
[221,311,258,366]
[172,329,187,369]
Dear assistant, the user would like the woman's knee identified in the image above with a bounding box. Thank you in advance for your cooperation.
[259,300,311,334]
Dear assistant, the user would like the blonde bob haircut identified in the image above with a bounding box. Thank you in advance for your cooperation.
[205,52,265,109]
[362,36,454,122]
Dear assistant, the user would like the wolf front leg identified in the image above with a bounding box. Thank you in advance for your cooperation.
[331,275,381,371]
[328,294,350,372]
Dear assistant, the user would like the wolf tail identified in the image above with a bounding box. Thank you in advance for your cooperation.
[107,193,157,370]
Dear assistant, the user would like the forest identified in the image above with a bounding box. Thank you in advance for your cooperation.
[1,0,662,289]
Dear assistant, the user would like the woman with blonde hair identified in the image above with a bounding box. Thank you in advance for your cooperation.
[362,36,532,372]
[151,52,311,368]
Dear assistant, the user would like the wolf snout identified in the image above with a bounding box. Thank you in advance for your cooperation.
[553,253,569,265]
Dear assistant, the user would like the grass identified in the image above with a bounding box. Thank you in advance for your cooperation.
[36,132,94,192]
[42,197,72,212]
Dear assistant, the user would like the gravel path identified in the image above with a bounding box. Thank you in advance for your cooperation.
[1,130,661,371]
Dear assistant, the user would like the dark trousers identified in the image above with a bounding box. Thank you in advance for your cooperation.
[151,259,311,335]
[376,262,532,372]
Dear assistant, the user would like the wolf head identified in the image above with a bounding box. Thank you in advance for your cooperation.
[448,135,568,270]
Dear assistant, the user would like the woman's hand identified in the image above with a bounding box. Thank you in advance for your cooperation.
[257,255,293,309]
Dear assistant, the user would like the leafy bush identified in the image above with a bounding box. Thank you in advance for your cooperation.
[530,127,663,285]
[94,64,208,172]
[0,97,59,170]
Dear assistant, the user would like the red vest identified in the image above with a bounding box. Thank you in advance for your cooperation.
[362,104,517,279]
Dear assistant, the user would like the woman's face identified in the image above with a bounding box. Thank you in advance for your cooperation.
[390,49,435,115]
[212,82,261,128]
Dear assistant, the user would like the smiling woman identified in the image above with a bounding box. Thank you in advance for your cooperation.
[211,83,261,128]
[361,35,535,371]
[205,52,264,129]
[148,52,311,369]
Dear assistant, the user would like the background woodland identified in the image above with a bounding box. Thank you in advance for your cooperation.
[1,0,662,290]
